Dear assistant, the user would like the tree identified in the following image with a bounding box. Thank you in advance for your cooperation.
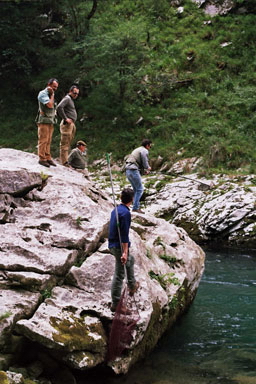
[75,18,148,118]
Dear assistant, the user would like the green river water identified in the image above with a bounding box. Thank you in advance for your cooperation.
[78,248,256,384]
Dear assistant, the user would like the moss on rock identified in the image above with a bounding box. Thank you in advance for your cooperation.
[50,314,107,353]
[0,371,9,384]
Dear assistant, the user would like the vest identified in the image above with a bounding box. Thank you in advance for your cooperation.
[37,101,56,124]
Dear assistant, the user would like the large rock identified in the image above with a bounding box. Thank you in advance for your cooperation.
[0,148,205,378]
[191,0,256,15]
[145,173,256,246]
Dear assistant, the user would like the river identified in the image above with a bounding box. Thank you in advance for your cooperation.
[77,248,256,384]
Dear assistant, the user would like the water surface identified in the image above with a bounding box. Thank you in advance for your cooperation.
[78,249,256,384]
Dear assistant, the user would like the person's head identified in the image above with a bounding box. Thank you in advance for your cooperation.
[76,140,87,152]
[121,188,134,205]
[47,78,59,91]
[69,85,79,99]
[141,139,152,150]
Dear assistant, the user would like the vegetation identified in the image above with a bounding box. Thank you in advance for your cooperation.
[149,270,180,290]
[0,311,12,321]
[1,0,256,173]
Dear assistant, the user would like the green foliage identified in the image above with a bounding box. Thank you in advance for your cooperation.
[153,236,166,249]
[1,0,256,172]
[159,254,177,264]
[40,172,49,182]
[76,216,82,227]
[168,294,179,310]
[40,289,52,300]
[149,270,180,290]
[0,311,12,321]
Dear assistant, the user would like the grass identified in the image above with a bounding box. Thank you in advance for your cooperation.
[0,311,12,321]
[1,1,256,174]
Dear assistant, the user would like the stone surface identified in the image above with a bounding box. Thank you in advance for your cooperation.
[192,0,235,15]
[145,173,256,246]
[0,148,205,378]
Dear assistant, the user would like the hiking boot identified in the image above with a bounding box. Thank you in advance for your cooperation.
[63,162,71,168]
[39,160,50,167]
[132,209,145,214]
[129,282,140,296]
[47,159,57,166]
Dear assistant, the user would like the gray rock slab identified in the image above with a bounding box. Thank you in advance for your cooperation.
[146,175,256,245]
[0,169,42,196]
[0,270,57,291]
[0,230,78,276]
[0,289,41,348]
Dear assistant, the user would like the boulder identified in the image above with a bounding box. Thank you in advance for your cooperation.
[145,173,256,246]
[0,148,205,378]
[192,0,235,15]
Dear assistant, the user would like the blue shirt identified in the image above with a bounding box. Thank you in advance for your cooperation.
[108,204,131,249]
[38,88,50,105]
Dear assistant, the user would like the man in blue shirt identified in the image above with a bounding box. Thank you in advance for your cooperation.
[36,78,59,167]
[108,188,139,312]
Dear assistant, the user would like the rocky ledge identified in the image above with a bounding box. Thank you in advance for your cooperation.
[145,172,256,247]
[91,158,256,248]
[0,148,205,384]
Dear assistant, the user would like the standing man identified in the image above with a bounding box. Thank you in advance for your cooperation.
[125,139,152,214]
[108,188,139,312]
[57,85,80,166]
[36,78,59,167]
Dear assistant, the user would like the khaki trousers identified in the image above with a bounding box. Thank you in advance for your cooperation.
[59,121,76,165]
[38,123,54,161]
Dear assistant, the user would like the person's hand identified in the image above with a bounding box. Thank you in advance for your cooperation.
[121,252,128,265]
[145,167,151,175]
[65,118,73,124]
[47,86,54,97]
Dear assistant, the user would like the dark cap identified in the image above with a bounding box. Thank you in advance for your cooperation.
[76,140,86,146]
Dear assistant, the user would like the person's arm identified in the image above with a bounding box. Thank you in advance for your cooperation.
[57,97,69,121]
[68,150,75,164]
[119,209,130,264]
[121,242,128,264]
[140,148,151,173]
[38,88,54,109]
[46,90,54,108]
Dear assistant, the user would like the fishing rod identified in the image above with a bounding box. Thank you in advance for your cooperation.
[106,153,123,251]
[154,172,213,189]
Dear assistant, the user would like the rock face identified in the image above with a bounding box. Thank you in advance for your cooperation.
[191,0,256,15]
[0,148,205,381]
[192,0,235,16]
[145,173,256,247]
[190,0,256,15]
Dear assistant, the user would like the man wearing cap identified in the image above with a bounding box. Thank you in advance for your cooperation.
[57,85,79,166]
[68,140,89,178]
